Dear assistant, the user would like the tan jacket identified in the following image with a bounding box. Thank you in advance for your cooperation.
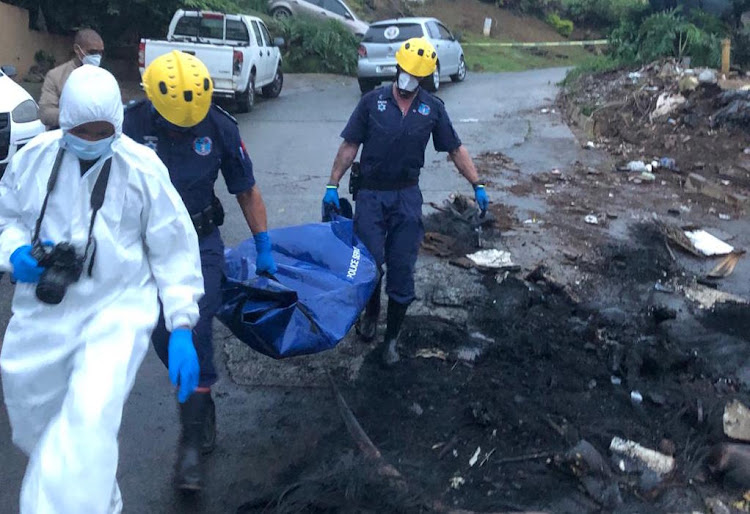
[39,59,79,129]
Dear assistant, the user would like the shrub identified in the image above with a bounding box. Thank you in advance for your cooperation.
[478,0,559,14]
[546,13,574,37]
[609,8,722,67]
[34,50,56,69]
[562,0,649,27]
[267,16,358,75]
[734,26,750,69]
[234,0,270,14]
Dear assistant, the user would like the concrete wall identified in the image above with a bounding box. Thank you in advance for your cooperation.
[0,2,73,77]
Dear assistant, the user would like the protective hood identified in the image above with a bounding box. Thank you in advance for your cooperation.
[59,64,123,137]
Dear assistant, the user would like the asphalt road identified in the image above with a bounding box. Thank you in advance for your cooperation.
[0,69,578,513]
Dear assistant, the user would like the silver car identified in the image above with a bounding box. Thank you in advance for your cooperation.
[357,17,466,94]
[268,0,369,37]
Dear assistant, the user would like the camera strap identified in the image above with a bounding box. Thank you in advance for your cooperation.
[84,157,112,276]
[32,147,113,277]
[32,147,65,244]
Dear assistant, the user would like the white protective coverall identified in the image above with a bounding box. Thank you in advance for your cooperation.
[0,65,204,513]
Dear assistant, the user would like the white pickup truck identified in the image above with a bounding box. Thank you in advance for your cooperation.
[139,10,284,113]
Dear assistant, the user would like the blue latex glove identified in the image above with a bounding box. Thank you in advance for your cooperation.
[10,245,45,283]
[168,328,200,403]
[473,184,489,214]
[322,185,340,210]
[254,231,278,275]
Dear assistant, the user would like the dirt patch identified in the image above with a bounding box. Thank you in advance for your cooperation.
[240,216,749,513]
[410,0,571,44]
[221,324,368,388]
[476,151,521,175]
[488,203,517,232]
[700,302,750,340]
[560,61,750,206]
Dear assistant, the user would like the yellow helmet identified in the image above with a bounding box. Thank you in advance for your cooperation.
[143,50,213,128]
[395,37,437,78]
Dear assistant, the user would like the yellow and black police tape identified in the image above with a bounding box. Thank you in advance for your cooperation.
[461,39,609,48]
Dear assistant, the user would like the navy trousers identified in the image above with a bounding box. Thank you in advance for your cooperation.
[354,186,424,304]
[151,228,224,388]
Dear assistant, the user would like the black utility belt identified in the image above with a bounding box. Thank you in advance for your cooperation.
[191,197,225,238]
[359,178,419,191]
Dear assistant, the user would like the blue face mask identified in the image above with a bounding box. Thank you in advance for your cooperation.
[62,132,115,161]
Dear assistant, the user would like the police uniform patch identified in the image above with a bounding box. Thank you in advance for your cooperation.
[418,103,431,116]
[193,136,213,156]
[143,136,159,151]
[377,100,387,112]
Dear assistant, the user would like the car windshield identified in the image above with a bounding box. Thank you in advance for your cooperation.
[363,23,424,43]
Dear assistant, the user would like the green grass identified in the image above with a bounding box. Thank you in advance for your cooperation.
[559,55,623,86]
[234,0,273,22]
[462,35,599,73]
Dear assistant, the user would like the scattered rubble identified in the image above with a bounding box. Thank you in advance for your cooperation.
[709,443,750,487]
[465,249,517,270]
[685,229,735,256]
[708,252,745,279]
[724,400,750,442]
[561,59,750,204]
[609,437,675,476]
[475,151,520,173]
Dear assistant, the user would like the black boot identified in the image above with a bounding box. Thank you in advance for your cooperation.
[381,299,408,367]
[176,391,214,491]
[357,279,382,342]
[201,393,217,455]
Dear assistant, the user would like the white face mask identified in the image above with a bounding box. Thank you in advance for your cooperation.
[82,54,102,67]
[397,71,420,93]
[76,45,102,67]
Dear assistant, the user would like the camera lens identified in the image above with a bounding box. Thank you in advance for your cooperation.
[36,272,67,305]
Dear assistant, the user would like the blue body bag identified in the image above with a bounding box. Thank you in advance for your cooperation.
[217,217,379,359]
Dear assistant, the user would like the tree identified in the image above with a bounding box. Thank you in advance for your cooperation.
[4,0,238,44]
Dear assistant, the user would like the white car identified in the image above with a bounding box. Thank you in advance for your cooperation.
[0,66,45,175]
[357,18,466,94]
[139,10,285,114]
[268,0,369,38]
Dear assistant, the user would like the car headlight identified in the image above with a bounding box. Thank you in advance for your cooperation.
[12,100,39,123]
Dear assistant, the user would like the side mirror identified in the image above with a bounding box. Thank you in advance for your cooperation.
[1,65,18,78]
[273,37,286,48]
[452,31,462,42]
[344,12,353,20]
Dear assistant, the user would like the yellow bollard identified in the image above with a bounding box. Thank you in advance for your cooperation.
[722,38,731,75]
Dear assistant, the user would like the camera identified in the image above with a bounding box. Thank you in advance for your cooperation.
[30,242,84,305]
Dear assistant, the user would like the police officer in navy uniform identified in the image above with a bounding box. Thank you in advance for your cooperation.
[323,38,489,366]
[123,51,277,491]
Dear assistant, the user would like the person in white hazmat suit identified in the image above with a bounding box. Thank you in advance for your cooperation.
[0,64,204,513]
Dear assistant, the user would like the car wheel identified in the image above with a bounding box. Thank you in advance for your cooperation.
[358,78,377,95]
[236,75,255,113]
[424,63,440,93]
[272,7,292,19]
[262,67,284,98]
[451,56,466,83]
